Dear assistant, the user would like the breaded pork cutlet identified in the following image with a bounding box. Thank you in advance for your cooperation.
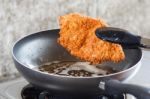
[58,13,125,64]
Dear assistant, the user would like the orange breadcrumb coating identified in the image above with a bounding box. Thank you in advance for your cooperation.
[58,13,125,64]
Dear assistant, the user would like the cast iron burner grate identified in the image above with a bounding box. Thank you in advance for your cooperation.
[21,84,126,99]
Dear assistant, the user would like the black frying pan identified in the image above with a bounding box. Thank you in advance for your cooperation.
[12,29,150,99]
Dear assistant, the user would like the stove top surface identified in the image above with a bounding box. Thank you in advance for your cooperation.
[21,84,127,99]
[0,50,150,99]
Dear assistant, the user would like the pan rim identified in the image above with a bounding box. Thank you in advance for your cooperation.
[12,29,142,79]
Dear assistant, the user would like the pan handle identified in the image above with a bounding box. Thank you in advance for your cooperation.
[99,79,150,99]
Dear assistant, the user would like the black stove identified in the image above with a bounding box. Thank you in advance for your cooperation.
[21,84,126,99]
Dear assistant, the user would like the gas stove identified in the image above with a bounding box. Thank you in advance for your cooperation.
[21,84,126,99]
[0,50,150,99]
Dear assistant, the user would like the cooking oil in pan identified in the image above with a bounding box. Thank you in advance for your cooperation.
[37,61,118,77]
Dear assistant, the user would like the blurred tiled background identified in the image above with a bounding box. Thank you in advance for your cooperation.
[0,0,150,81]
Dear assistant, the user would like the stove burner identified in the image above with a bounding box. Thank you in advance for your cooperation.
[21,84,126,99]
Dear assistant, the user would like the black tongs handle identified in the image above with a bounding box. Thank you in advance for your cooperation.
[95,27,150,49]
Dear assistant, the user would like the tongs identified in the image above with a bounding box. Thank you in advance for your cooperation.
[95,27,150,49]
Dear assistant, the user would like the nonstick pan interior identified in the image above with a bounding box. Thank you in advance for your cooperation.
[13,29,142,74]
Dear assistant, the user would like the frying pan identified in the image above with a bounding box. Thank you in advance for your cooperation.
[12,29,150,99]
